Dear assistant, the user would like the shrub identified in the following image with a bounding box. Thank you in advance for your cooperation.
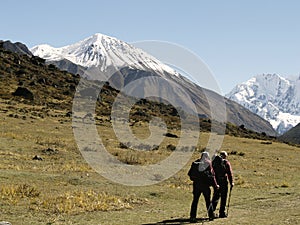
[167,144,176,151]
[238,152,245,156]
[119,142,129,149]
[39,190,134,214]
[0,183,40,201]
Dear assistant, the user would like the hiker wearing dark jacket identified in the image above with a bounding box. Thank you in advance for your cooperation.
[211,151,234,218]
[189,151,219,223]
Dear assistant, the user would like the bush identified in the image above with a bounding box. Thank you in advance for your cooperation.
[167,144,176,151]
[0,183,40,201]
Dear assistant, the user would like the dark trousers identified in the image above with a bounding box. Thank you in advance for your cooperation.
[190,182,214,218]
[212,181,228,214]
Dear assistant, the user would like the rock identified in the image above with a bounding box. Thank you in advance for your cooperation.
[42,148,58,155]
[164,132,178,138]
[65,111,72,117]
[12,87,34,100]
[32,155,43,160]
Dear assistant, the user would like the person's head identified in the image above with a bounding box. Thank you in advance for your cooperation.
[220,151,228,159]
[200,151,210,161]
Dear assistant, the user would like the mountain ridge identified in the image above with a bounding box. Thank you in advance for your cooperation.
[226,73,300,134]
[30,33,277,136]
[0,40,33,57]
[0,40,279,142]
[278,122,300,144]
[31,33,179,76]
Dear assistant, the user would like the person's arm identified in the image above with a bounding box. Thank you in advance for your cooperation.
[226,160,234,187]
[209,162,219,189]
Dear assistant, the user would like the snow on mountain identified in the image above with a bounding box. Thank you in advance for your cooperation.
[226,73,300,134]
[30,33,179,76]
[29,33,277,136]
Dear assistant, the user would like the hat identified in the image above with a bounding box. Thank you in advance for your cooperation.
[201,151,210,159]
[220,151,228,157]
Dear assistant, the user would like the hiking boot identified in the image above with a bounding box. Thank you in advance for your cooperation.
[219,212,227,218]
[209,212,216,221]
[189,217,197,223]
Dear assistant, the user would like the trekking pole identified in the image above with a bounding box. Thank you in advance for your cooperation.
[226,185,233,216]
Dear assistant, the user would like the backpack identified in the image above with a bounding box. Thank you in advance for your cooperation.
[212,155,226,178]
[188,161,214,186]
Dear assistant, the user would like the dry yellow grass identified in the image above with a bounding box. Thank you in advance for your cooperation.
[0,100,299,225]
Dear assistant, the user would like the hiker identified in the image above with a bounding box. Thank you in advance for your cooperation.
[188,151,219,223]
[211,151,234,218]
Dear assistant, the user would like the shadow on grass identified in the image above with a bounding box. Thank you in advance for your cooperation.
[142,217,210,224]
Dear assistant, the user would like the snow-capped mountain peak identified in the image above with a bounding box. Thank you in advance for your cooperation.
[28,33,278,136]
[226,73,300,134]
[31,33,178,75]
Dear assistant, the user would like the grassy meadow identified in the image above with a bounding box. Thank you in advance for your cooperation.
[0,99,299,225]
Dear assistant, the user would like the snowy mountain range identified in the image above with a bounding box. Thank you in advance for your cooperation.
[30,33,277,136]
[226,74,300,134]
[31,33,179,76]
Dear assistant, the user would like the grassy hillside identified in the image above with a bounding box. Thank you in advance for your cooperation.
[0,45,299,224]
[0,105,299,224]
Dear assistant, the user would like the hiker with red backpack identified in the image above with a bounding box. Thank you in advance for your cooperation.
[188,151,219,223]
[211,151,234,218]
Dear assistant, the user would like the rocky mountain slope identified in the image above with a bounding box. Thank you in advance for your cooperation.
[0,44,78,110]
[226,73,300,134]
[278,122,300,144]
[31,33,276,136]
[0,41,277,140]
[0,40,33,57]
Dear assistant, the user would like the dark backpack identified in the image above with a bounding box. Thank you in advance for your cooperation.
[188,161,214,186]
[212,155,226,178]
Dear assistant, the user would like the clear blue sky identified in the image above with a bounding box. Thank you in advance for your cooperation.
[1,0,300,94]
